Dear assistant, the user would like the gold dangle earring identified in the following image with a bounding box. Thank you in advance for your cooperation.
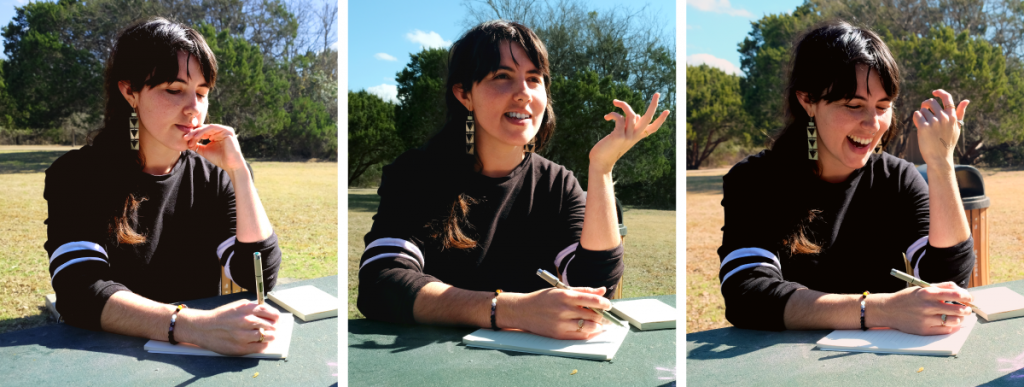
[466,114,475,155]
[129,107,140,151]
[524,137,536,153]
[807,117,818,160]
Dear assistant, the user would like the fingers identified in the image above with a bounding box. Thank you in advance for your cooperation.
[956,100,970,122]
[646,110,671,136]
[604,112,625,131]
[639,93,661,126]
[185,124,235,149]
[921,99,944,121]
[612,99,638,132]
[932,89,956,114]
[253,303,281,322]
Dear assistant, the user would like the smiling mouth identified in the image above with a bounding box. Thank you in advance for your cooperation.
[847,134,872,148]
[505,112,531,120]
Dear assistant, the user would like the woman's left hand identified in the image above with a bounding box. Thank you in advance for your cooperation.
[913,89,969,166]
[184,124,247,173]
[591,93,671,174]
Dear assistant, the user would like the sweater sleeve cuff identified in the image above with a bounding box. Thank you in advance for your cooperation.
[919,236,976,287]
[557,242,624,290]
[57,282,131,332]
[227,232,282,292]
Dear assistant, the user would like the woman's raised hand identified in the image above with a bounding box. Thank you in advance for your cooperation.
[591,93,671,174]
[875,282,974,336]
[180,299,281,356]
[501,286,612,340]
[913,89,969,166]
[184,124,247,173]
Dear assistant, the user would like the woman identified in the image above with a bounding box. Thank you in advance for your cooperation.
[357,20,669,340]
[43,18,282,355]
[718,20,975,335]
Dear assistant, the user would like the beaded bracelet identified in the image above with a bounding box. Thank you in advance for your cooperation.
[490,289,503,331]
[168,304,188,345]
[859,291,870,331]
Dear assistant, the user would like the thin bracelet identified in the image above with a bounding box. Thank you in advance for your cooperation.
[859,291,870,331]
[490,289,503,331]
[168,304,188,345]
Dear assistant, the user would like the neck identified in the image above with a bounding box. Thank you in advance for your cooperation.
[138,130,180,175]
[475,134,525,178]
[816,157,854,184]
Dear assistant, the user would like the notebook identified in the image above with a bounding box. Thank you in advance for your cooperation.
[610,299,676,330]
[268,285,339,322]
[815,313,977,356]
[462,321,630,361]
[144,313,294,359]
[970,287,1024,321]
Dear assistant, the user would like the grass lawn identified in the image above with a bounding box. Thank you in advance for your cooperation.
[0,146,337,334]
[686,166,1024,333]
[347,188,676,319]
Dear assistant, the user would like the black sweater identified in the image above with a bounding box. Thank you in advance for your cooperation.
[44,146,281,331]
[718,151,975,331]
[357,150,624,324]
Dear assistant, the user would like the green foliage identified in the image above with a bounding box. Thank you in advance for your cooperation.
[394,48,449,150]
[686,64,751,170]
[547,70,673,206]
[348,90,401,184]
[737,3,819,146]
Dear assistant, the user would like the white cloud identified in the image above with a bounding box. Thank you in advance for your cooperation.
[686,0,754,18]
[374,52,398,61]
[367,84,399,104]
[406,30,452,50]
[686,54,743,76]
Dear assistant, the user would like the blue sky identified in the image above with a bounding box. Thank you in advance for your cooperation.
[349,0,675,103]
[685,0,804,76]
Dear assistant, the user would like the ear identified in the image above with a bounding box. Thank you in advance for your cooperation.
[118,81,138,109]
[795,91,817,118]
[452,83,473,112]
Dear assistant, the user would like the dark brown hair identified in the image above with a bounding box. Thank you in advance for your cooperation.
[92,17,217,244]
[427,20,555,250]
[773,20,901,255]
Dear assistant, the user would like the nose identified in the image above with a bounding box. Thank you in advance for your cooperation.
[512,77,531,103]
[184,94,204,123]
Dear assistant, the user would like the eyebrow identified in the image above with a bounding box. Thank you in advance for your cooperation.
[849,95,892,102]
[496,65,541,75]
[171,78,210,88]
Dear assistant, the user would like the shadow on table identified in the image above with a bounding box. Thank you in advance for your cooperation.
[348,319,466,354]
[981,370,1024,386]
[0,323,258,387]
[686,327,827,360]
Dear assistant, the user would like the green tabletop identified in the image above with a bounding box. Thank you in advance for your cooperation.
[687,280,1024,386]
[0,276,338,386]
[348,294,676,386]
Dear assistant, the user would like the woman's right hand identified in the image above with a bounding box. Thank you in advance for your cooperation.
[501,286,612,340]
[178,299,281,355]
[875,282,974,335]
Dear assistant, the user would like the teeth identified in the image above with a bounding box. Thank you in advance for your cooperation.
[848,135,872,145]
[506,112,530,119]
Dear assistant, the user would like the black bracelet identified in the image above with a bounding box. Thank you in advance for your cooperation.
[168,304,188,345]
[490,289,503,331]
[860,291,869,331]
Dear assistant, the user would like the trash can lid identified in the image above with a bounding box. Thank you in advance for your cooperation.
[916,164,989,210]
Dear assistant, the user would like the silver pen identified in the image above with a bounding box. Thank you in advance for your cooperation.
[254,252,265,305]
[536,269,624,327]
[890,268,978,309]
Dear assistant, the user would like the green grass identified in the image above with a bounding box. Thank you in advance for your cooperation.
[0,147,337,334]
[347,188,676,319]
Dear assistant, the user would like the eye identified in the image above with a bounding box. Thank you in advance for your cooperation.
[844,104,860,109]
[494,73,510,79]
[167,89,182,95]
[529,76,542,83]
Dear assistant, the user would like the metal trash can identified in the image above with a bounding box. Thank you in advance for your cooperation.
[916,165,991,287]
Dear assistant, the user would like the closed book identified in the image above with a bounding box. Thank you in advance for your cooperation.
[610,299,676,330]
[971,287,1024,321]
[267,285,339,322]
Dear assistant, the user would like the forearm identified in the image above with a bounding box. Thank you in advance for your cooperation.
[925,161,971,247]
[100,291,181,341]
[580,168,620,251]
[412,282,494,328]
[783,288,887,330]
[227,166,273,243]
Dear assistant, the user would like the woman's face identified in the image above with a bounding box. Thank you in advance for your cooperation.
[457,41,547,151]
[125,51,210,154]
[800,65,893,180]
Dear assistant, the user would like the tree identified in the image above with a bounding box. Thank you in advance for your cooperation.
[686,64,751,170]
[394,48,449,150]
[348,90,401,184]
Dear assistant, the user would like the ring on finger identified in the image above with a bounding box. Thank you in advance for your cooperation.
[941,314,947,327]
[258,328,265,343]
[577,319,585,332]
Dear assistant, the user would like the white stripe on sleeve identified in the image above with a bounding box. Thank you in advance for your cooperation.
[359,253,423,273]
[224,251,236,283]
[51,257,108,284]
[50,241,107,263]
[560,256,577,286]
[365,238,424,264]
[720,247,780,269]
[217,236,237,259]
[720,263,781,288]
[553,243,578,269]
